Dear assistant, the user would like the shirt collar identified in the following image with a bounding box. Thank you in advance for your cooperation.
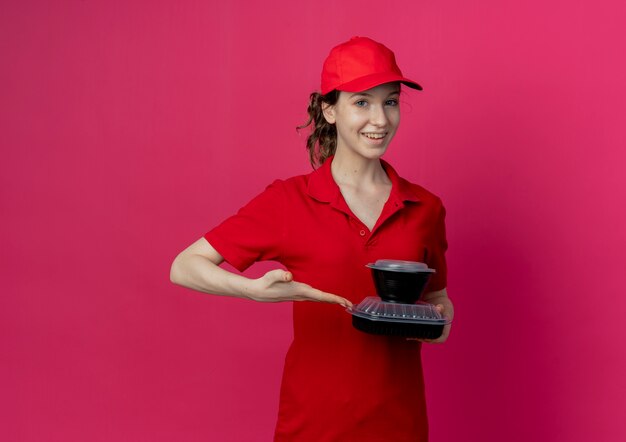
[306,155,421,204]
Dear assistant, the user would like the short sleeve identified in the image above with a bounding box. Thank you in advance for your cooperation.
[204,180,285,272]
[425,201,448,292]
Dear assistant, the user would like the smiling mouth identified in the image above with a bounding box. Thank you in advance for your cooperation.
[362,133,387,139]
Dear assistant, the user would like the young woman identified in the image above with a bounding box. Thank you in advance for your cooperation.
[171,36,453,442]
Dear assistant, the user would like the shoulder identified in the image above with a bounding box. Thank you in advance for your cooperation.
[263,169,314,196]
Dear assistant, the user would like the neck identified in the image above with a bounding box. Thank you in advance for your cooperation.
[330,148,389,187]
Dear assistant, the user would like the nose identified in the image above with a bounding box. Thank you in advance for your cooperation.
[369,104,389,127]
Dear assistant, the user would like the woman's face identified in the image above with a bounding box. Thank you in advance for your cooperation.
[323,82,401,161]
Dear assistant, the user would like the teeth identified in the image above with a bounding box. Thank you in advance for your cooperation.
[364,133,385,139]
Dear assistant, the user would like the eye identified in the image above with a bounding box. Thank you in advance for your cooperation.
[354,100,368,107]
[385,99,399,106]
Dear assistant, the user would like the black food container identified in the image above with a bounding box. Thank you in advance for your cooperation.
[350,297,449,338]
[367,259,435,304]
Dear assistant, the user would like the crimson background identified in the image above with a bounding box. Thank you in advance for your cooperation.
[2,1,625,441]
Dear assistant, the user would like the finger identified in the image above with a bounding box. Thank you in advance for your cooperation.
[264,269,292,283]
[301,287,353,308]
[314,293,353,308]
[406,337,439,344]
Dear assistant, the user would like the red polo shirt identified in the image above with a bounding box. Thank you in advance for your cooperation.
[205,157,447,442]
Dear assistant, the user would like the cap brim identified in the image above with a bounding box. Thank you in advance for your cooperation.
[330,72,422,95]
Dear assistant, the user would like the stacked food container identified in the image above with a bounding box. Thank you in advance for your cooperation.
[348,260,451,338]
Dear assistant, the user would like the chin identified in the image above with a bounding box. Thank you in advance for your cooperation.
[362,146,389,159]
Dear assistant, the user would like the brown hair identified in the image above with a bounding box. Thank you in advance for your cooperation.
[297,90,340,168]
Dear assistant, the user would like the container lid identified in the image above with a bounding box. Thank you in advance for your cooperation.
[348,297,451,325]
[366,259,436,273]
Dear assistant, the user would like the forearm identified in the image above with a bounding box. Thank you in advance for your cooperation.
[170,253,255,300]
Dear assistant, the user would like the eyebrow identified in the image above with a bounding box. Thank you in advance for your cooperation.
[349,90,401,98]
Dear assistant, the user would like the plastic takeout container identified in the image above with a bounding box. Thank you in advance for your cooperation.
[366,259,436,304]
[348,297,450,338]
[367,260,435,273]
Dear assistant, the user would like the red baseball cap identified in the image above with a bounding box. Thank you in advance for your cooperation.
[320,36,422,95]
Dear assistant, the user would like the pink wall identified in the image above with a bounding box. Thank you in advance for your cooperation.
[2,1,625,441]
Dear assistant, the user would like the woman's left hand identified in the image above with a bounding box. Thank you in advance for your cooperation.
[407,288,453,344]
[417,303,451,344]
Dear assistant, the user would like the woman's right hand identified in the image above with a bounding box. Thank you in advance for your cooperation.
[247,269,353,308]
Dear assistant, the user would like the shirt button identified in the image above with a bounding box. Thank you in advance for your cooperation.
[359,230,366,237]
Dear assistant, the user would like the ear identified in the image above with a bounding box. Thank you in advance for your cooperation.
[321,102,336,125]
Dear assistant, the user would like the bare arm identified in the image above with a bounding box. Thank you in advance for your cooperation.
[170,238,352,307]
